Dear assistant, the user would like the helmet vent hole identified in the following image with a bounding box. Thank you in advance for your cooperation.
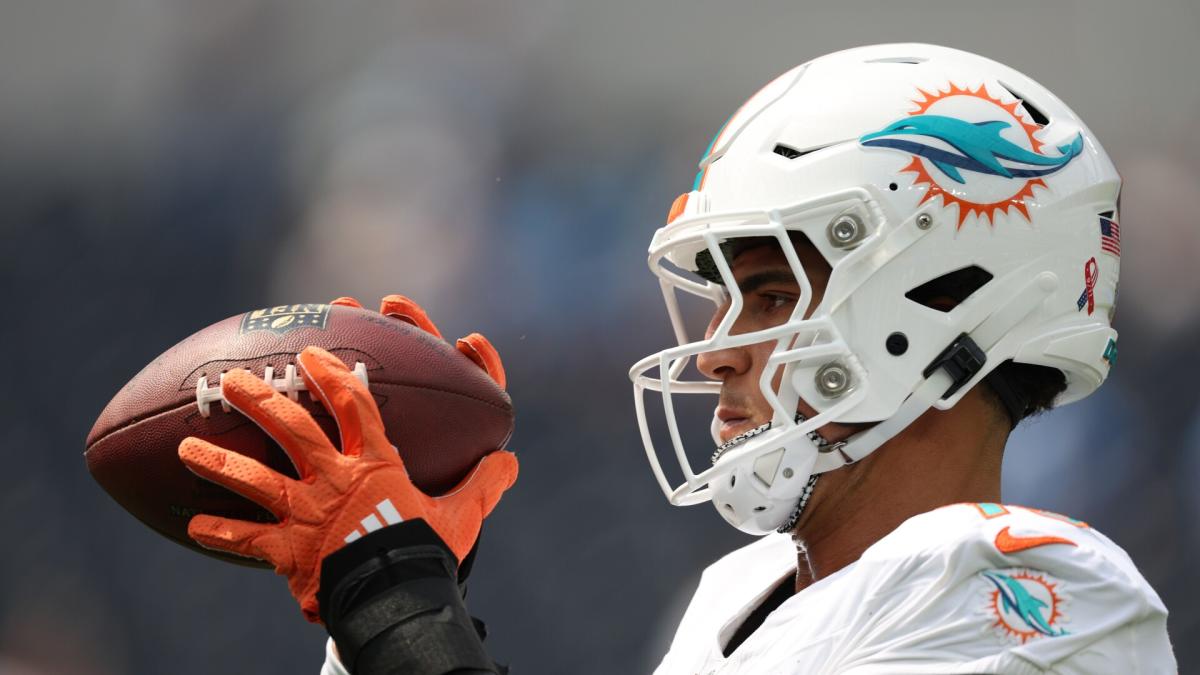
[865,56,926,65]
[773,144,803,159]
[905,266,994,313]
[774,142,839,160]
[998,82,1050,126]
[888,182,898,191]
[753,506,767,512]
[730,474,736,488]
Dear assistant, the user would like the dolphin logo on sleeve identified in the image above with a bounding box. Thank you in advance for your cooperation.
[860,114,1083,184]
[982,570,1067,639]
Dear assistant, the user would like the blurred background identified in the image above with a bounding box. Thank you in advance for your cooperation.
[2,0,1197,672]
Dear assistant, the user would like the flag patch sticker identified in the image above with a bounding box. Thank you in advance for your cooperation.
[1100,215,1121,257]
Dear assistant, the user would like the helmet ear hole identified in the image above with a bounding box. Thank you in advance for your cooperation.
[905,266,994,312]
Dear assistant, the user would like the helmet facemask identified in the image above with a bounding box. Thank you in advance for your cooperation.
[630,198,878,534]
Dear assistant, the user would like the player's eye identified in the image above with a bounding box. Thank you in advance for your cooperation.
[756,292,797,315]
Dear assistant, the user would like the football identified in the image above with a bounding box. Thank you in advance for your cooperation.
[85,302,515,566]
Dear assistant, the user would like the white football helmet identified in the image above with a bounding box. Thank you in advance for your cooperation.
[629,43,1121,534]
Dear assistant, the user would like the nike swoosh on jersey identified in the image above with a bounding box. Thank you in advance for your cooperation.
[994,526,1076,554]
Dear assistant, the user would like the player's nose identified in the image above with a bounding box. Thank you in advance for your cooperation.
[696,342,751,382]
[698,302,752,381]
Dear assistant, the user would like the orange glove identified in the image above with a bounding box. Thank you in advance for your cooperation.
[179,300,517,624]
[332,294,506,388]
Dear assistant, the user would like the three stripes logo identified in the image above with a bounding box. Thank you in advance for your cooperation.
[343,498,405,543]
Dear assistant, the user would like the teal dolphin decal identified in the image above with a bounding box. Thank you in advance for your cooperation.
[982,571,1067,638]
[860,115,1083,184]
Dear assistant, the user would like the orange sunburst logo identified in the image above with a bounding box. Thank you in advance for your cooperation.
[862,83,1071,229]
[982,569,1068,644]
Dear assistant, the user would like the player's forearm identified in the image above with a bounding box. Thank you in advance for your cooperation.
[319,520,501,675]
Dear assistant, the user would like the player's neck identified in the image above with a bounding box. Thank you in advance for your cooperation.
[791,390,1006,592]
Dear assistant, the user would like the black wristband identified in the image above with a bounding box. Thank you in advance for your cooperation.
[319,519,458,624]
[319,520,498,675]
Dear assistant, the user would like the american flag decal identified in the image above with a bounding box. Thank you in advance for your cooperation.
[1100,216,1121,257]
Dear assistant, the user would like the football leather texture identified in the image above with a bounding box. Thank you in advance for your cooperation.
[86,303,515,566]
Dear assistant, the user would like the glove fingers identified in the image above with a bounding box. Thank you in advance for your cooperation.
[179,437,290,516]
[441,449,518,519]
[187,514,275,563]
[296,347,393,462]
[379,295,444,339]
[329,297,363,308]
[220,368,337,480]
[472,450,519,518]
[432,450,517,561]
[456,333,507,390]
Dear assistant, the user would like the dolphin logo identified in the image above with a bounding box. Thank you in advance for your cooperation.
[982,571,1066,638]
[860,114,1083,184]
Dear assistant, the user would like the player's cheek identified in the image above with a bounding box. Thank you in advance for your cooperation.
[704,300,733,340]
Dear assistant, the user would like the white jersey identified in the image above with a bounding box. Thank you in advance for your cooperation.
[321,638,347,675]
[655,503,1175,675]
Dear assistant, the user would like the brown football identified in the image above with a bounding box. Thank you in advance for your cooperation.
[85,302,514,566]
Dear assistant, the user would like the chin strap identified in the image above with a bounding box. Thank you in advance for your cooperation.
[728,275,1053,534]
[816,273,1056,474]
[796,362,954,510]
[776,474,819,534]
[824,365,958,469]
[770,412,830,534]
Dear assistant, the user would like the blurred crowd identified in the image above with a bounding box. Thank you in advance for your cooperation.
[2,1,1197,673]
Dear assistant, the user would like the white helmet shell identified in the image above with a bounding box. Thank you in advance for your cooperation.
[630,43,1121,534]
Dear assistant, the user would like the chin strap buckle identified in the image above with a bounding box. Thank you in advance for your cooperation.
[923,333,986,399]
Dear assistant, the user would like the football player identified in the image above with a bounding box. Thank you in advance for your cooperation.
[180,44,1175,673]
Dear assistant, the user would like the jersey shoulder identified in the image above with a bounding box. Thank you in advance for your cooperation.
[866,502,1150,587]
[838,503,1175,674]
